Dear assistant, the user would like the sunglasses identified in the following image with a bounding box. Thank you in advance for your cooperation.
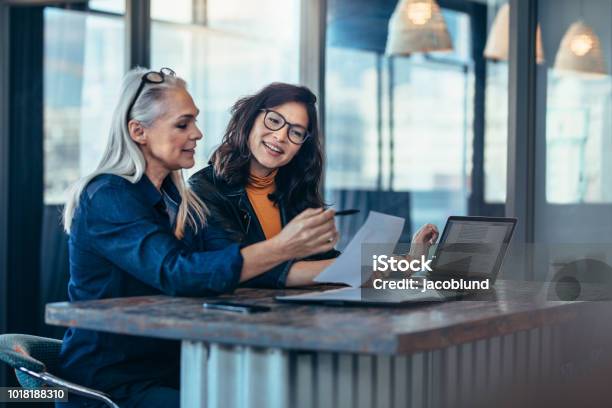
[126,67,176,121]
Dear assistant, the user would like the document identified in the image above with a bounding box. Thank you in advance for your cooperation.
[314,211,405,287]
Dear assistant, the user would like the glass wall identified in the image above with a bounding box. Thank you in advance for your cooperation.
[534,0,612,246]
[483,0,510,204]
[44,0,303,202]
[150,0,301,177]
[540,0,612,205]
[43,7,124,204]
[324,0,477,247]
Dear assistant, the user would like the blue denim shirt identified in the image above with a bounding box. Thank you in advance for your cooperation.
[58,173,244,398]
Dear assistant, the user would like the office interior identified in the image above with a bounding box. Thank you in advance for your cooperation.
[0,0,611,407]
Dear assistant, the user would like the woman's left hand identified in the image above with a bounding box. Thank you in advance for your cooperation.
[409,223,439,258]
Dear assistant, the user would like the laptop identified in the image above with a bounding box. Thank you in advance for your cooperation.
[275,216,517,306]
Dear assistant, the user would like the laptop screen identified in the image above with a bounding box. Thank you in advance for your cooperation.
[429,217,516,281]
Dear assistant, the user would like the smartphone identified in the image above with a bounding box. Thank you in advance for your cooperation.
[202,301,271,314]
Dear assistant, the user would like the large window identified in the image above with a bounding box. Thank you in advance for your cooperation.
[484,61,508,203]
[44,0,302,204]
[532,0,612,245]
[545,73,612,204]
[540,0,612,205]
[483,0,510,204]
[325,3,475,245]
[151,0,301,177]
[324,48,380,191]
[44,7,124,204]
[390,54,474,230]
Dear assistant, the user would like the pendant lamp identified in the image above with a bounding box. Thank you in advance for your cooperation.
[385,0,453,56]
[554,21,607,77]
[483,3,545,64]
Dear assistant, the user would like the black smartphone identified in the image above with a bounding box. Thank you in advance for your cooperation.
[202,301,271,314]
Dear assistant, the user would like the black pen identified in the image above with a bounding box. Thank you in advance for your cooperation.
[334,209,360,217]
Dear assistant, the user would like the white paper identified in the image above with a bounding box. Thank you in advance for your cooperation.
[314,211,405,287]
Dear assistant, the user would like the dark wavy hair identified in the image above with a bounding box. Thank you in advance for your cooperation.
[211,82,324,213]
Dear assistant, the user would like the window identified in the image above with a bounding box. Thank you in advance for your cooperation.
[44,7,124,204]
[537,0,612,204]
[324,48,379,191]
[89,0,125,14]
[483,0,511,204]
[150,0,301,177]
[390,54,474,230]
[325,3,474,244]
[545,74,612,203]
[484,61,508,203]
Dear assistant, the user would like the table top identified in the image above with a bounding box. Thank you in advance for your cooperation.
[45,280,611,354]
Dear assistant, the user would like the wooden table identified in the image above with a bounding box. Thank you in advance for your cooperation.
[45,280,612,408]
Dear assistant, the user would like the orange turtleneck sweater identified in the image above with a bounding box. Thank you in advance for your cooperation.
[245,170,282,239]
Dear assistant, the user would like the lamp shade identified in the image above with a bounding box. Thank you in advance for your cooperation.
[385,0,453,56]
[483,3,545,64]
[554,21,607,76]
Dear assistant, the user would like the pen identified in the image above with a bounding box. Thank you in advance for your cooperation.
[335,209,360,217]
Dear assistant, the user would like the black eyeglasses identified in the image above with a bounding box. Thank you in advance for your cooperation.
[126,67,176,120]
[260,109,310,145]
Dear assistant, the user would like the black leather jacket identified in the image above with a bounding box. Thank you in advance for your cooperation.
[189,165,339,288]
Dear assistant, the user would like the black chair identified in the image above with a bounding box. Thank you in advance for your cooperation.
[0,333,118,407]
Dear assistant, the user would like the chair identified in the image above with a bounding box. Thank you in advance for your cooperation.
[0,333,119,408]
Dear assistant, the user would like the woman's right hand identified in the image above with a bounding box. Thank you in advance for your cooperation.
[271,208,338,260]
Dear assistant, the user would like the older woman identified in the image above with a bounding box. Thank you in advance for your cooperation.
[59,69,337,407]
[189,83,439,288]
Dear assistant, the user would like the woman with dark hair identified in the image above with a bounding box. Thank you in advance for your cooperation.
[190,83,336,287]
[190,83,439,287]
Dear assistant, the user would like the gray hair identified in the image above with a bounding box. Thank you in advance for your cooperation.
[63,67,208,239]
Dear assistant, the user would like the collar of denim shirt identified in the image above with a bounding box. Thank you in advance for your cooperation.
[136,174,181,208]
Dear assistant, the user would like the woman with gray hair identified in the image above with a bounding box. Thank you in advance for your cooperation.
[58,67,338,407]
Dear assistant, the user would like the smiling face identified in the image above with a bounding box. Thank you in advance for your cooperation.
[248,101,308,177]
[130,87,202,175]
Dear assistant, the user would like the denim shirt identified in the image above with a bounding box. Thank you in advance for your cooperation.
[58,173,244,397]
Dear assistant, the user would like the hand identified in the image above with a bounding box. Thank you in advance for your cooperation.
[271,208,339,260]
[409,223,439,259]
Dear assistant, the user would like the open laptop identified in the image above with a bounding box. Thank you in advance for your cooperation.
[275,216,517,306]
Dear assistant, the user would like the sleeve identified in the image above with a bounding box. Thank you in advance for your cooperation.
[85,184,243,297]
[303,248,341,261]
[241,260,295,289]
[242,248,341,289]
[243,248,341,288]
[198,217,340,288]
[198,218,293,289]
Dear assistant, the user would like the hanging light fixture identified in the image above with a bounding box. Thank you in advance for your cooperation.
[385,0,453,56]
[554,21,607,76]
[483,3,545,64]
